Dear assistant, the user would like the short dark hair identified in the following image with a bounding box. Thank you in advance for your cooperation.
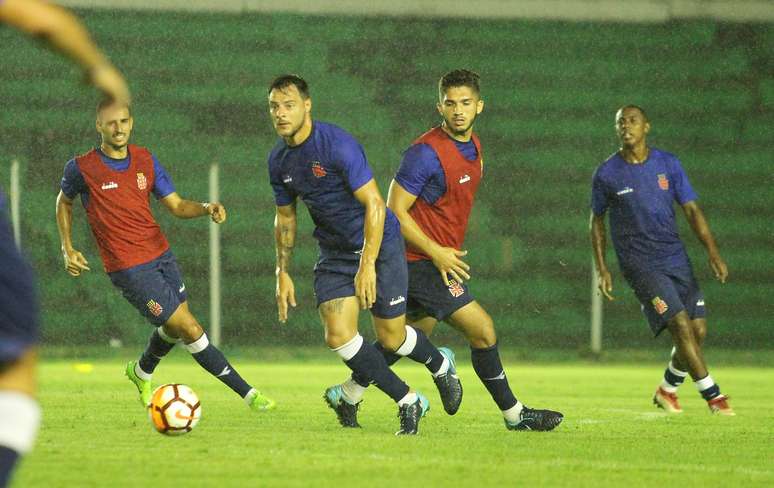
[96,98,131,117]
[268,74,310,99]
[439,69,481,99]
[617,104,648,122]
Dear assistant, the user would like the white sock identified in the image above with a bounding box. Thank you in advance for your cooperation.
[341,378,367,405]
[394,326,418,356]
[0,392,41,454]
[397,392,418,406]
[502,401,524,423]
[695,374,715,392]
[243,388,257,404]
[158,326,180,344]
[331,334,364,361]
[184,333,210,354]
[431,357,450,377]
[134,362,152,381]
[660,381,678,393]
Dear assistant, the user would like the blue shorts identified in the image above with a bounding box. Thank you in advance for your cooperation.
[0,213,40,363]
[622,263,706,336]
[108,250,187,326]
[314,236,408,319]
[406,259,475,322]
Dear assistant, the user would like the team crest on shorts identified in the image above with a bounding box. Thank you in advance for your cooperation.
[657,173,669,190]
[651,296,668,315]
[146,299,163,317]
[137,172,148,190]
[311,161,327,178]
[448,279,465,298]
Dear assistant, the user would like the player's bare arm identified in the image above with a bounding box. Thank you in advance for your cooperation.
[681,201,728,283]
[0,0,129,104]
[274,202,297,323]
[590,211,614,300]
[55,190,90,276]
[160,192,226,223]
[352,179,385,310]
[387,180,470,286]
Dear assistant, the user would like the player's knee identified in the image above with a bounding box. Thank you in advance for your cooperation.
[693,320,707,344]
[164,320,202,343]
[667,314,693,342]
[374,328,403,353]
[469,318,496,348]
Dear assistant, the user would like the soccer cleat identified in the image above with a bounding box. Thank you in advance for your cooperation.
[124,360,152,407]
[433,347,463,415]
[653,387,683,414]
[323,385,361,428]
[505,406,564,431]
[395,392,430,436]
[247,389,276,412]
[707,394,735,416]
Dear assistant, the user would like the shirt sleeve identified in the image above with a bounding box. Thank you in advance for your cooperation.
[394,144,442,196]
[60,159,86,199]
[334,136,373,192]
[151,154,176,199]
[670,157,698,205]
[590,167,609,215]
[268,155,297,207]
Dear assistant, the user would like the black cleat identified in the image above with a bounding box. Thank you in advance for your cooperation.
[505,406,564,431]
[395,393,430,435]
[323,385,361,428]
[433,347,463,415]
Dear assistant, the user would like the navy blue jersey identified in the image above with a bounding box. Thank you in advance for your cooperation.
[61,148,175,204]
[268,121,400,252]
[395,139,478,203]
[591,148,697,271]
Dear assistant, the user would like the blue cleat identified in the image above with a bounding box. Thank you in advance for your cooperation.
[324,385,361,428]
[434,347,463,415]
[396,392,430,435]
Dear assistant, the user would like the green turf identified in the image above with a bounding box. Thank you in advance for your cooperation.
[13,355,774,487]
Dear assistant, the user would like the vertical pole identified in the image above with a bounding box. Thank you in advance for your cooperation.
[209,163,221,347]
[590,256,603,354]
[10,159,21,249]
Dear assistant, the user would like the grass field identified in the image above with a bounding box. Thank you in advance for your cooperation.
[14,350,774,487]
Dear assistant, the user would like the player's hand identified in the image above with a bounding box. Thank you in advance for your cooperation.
[709,253,728,283]
[597,269,614,301]
[62,247,90,276]
[275,271,296,323]
[354,261,376,310]
[207,202,227,224]
[88,63,131,106]
[430,246,470,286]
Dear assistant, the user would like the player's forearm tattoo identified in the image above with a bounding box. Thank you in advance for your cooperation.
[319,297,345,315]
[276,223,295,272]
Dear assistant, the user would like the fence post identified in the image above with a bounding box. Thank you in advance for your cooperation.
[209,163,221,347]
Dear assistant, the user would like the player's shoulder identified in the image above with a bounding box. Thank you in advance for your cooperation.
[267,138,286,163]
[315,120,360,147]
[593,152,622,178]
[650,147,681,164]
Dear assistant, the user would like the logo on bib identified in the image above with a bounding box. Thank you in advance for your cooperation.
[652,296,668,315]
[448,279,465,298]
[657,174,669,191]
[146,299,163,317]
[137,172,148,190]
[311,161,327,178]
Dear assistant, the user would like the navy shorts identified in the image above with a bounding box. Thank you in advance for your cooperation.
[622,263,706,336]
[406,259,475,322]
[108,250,187,326]
[314,236,408,319]
[0,213,40,363]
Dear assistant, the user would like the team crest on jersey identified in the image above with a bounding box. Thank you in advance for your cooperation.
[448,279,465,298]
[657,173,669,190]
[137,172,148,190]
[651,296,668,315]
[146,299,163,317]
[311,161,327,178]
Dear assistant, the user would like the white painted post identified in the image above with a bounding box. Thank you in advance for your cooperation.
[209,163,222,347]
[590,256,603,354]
[9,159,21,249]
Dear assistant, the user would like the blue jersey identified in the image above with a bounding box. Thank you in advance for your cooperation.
[591,148,697,271]
[395,139,478,203]
[61,148,175,204]
[268,121,400,252]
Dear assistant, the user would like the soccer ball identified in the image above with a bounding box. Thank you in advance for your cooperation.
[148,383,201,435]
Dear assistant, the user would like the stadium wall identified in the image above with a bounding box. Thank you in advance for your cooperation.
[1,9,771,350]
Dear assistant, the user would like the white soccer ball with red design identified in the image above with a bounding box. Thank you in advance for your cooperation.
[148,383,201,435]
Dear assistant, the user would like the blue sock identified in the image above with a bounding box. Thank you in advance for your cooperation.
[185,333,252,398]
[0,446,19,488]
[471,344,518,410]
[138,328,176,375]
[394,326,446,374]
[662,361,688,390]
[336,335,410,403]
[352,341,401,388]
